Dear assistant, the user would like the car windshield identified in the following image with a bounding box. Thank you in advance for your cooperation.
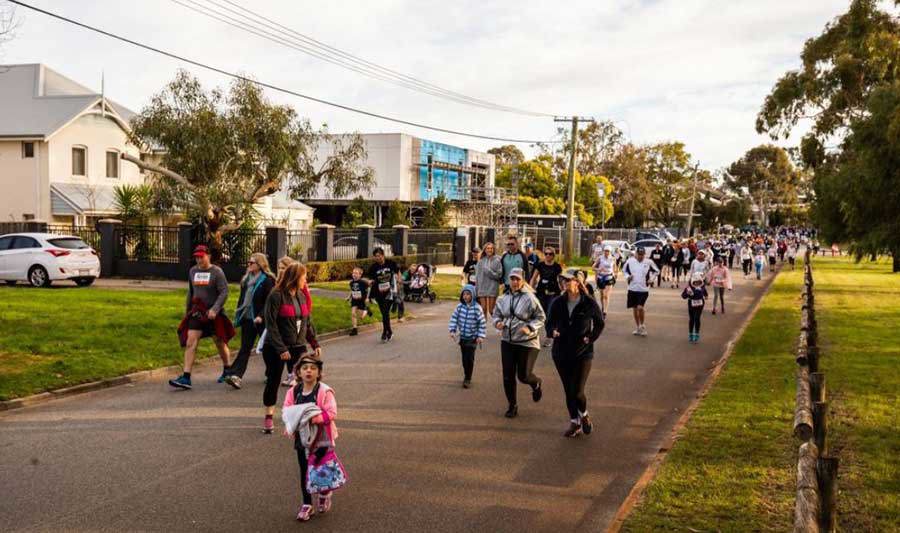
[48,238,90,250]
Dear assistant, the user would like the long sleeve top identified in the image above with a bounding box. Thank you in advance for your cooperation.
[449,302,487,340]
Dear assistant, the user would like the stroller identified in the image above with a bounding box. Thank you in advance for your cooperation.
[403,263,437,303]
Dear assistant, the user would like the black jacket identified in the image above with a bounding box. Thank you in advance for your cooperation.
[236,273,274,323]
[547,293,604,360]
[263,289,318,355]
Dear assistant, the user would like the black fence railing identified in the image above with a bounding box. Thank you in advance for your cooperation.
[407,228,454,265]
[332,229,359,261]
[287,230,319,263]
[116,225,180,263]
[219,230,268,267]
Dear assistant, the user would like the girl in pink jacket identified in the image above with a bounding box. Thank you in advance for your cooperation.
[706,256,733,315]
[283,354,342,521]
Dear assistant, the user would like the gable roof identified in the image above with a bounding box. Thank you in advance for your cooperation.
[0,64,136,139]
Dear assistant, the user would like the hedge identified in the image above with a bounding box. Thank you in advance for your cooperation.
[303,255,422,283]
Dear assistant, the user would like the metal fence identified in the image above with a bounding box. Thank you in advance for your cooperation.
[219,230,267,267]
[47,224,102,253]
[287,230,319,263]
[332,228,359,261]
[407,228,454,265]
[374,228,395,255]
[116,225,180,263]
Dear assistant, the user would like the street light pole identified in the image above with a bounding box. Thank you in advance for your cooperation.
[686,162,700,236]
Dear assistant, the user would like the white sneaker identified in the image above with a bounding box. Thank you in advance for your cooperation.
[632,328,641,336]
[638,325,648,336]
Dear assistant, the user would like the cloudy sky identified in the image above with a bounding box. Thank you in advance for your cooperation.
[0,0,868,169]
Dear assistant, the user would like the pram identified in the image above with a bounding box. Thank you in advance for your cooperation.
[403,263,437,303]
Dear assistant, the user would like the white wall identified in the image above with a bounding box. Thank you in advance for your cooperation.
[48,112,143,186]
[309,133,415,202]
[0,140,44,220]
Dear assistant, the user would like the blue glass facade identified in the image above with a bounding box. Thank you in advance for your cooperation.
[418,139,467,201]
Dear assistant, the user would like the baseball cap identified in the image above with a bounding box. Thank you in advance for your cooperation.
[193,244,210,257]
[559,268,583,281]
[508,267,525,279]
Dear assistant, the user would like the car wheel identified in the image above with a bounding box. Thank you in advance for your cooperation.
[28,265,51,288]
[74,277,95,287]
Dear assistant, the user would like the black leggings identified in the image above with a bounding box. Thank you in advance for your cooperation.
[537,293,558,336]
[500,342,540,407]
[376,297,393,336]
[262,344,303,407]
[553,356,592,420]
[296,446,311,505]
[742,259,752,276]
[460,340,477,380]
[230,320,262,378]
[689,305,703,334]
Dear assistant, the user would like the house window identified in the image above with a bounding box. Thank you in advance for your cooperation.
[106,150,119,178]
[72,146,87,176]
[22,142,35,158]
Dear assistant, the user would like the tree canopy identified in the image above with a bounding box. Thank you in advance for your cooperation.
[725,145,800,228]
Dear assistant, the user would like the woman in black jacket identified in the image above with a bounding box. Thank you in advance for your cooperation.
[547,268,604,437]
[225,253,275,389]
[260,262,320,434]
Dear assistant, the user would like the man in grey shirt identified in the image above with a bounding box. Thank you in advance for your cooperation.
[169,245,233,390]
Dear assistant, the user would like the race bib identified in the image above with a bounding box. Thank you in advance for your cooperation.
[378,281,391,292]
[468,274,477,283]
[351,290,362,299]
[296,318,303,334]
[715,277,723,284]
[691,298,704,307]
[540,278,549,285]
[193,272,211,286]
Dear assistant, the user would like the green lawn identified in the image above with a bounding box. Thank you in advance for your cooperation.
[623,255,899,531]
[0,286,377,401]
[312,272,465,300]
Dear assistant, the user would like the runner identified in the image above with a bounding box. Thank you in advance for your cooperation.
[500,235,529,293]
[170,245,234,390]
[224,253,275,389]
[448,284,487,388]
[689,249,711,281]
[649,243,664,288]
[682,272,708,343]
[589,234,605,266]
[461,247,480,286]
[767,242,778,272]
[706,255,732,315]
[623,247,659,337]
[524,242,540,273]
[475,241,503,318]
[347,267,370,336]
[365,247,400,343]
[661,239,675,286]
[740,241,753,278]
[281,354,344,521]
[547,269,604,437]
[754,248,766,280]
[491,267,545,418]
[261,262,320,434]
[786,241,797,270]
[592,245,617,319]
[530,246,563,347]
[253,256,297,385]
[679,241,692,288]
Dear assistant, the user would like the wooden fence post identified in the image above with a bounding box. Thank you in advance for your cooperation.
[795,441,821,533]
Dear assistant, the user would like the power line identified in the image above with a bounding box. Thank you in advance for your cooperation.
[177,0,553,117]
[8,0,558,144]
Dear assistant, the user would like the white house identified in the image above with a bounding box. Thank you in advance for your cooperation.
[0,64,143,225]
[0,64,315,230]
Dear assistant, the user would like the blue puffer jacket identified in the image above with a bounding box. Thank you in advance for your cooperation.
[448,285,487,340]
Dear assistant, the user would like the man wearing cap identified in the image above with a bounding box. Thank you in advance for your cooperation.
[170,245,234,389]
[623,246,659,337]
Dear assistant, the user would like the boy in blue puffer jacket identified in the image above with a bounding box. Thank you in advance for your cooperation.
[448,284,487,389]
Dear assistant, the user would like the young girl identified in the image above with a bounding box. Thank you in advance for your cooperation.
[348,267,370,336]
[282,355,343,521]
[754,249,766,280]
[681,273,708,343]
[767,243,778,272]
[448,285,487,388]
[706,256,733,315]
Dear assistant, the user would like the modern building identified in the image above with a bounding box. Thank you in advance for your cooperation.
[0,64,315,230]
[305,133,513,227]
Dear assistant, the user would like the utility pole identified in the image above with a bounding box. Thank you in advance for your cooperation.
[686,162,700,237]
[555,115,594,258]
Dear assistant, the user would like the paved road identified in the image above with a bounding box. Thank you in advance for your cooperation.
[1,271,771,532]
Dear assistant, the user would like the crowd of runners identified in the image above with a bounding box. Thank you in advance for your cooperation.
[163,226,812,521]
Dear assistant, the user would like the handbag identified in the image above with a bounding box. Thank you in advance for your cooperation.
[306,423,348,494]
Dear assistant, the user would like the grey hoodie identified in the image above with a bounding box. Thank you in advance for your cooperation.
[492,286,545,349]
[475,254,503,298]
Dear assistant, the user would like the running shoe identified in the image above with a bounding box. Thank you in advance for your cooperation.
[712,309,716,315]
[564,421,583,438]
[632,328,641,336]
[316,492,332,514]
[281,377,292,387]
[262,417,274,434]
[462,379,471,389]
[695,333,701,343]
[349,327,358,336]
[638,325,648,337]
[581,414,593,435]
[532,381,543,403]
[168,374,192,390]
[225,375,242,390]
[380,333,387,344]
[505,404,518,418]
[386,332,394,342]
[216,372,228,384]
[296,504,314,522]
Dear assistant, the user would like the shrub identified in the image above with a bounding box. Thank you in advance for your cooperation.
[301,255,419,282]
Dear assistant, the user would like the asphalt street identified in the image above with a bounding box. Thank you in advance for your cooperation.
[0,270,772,532]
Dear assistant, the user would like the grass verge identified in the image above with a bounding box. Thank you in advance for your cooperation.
[0,285,378,400]
[622,255,899,531]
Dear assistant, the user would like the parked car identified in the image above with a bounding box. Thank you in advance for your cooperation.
[333,236,393,259]
[0,233,100,287]
[602,240,634,262]
[632,238,665,251]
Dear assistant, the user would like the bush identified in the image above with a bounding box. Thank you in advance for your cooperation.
[302,255,420,282]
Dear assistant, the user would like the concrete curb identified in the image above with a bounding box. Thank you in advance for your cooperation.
[605,266,783,533]
[0,315,412,413]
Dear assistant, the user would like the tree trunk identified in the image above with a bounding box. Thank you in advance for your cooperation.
[893,246,900,273]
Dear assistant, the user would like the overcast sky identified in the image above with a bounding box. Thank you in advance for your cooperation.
[0,0,871,169]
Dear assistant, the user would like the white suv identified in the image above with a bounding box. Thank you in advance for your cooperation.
[0,233,101,287]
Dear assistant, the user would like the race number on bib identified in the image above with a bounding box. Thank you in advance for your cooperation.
[691,298,704,307]
[193,272,211,286]
[351,290,362,299]
[378,281,391,292]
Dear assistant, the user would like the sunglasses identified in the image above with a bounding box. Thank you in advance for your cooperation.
[545,252,554,256]
[247,260,257,265]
